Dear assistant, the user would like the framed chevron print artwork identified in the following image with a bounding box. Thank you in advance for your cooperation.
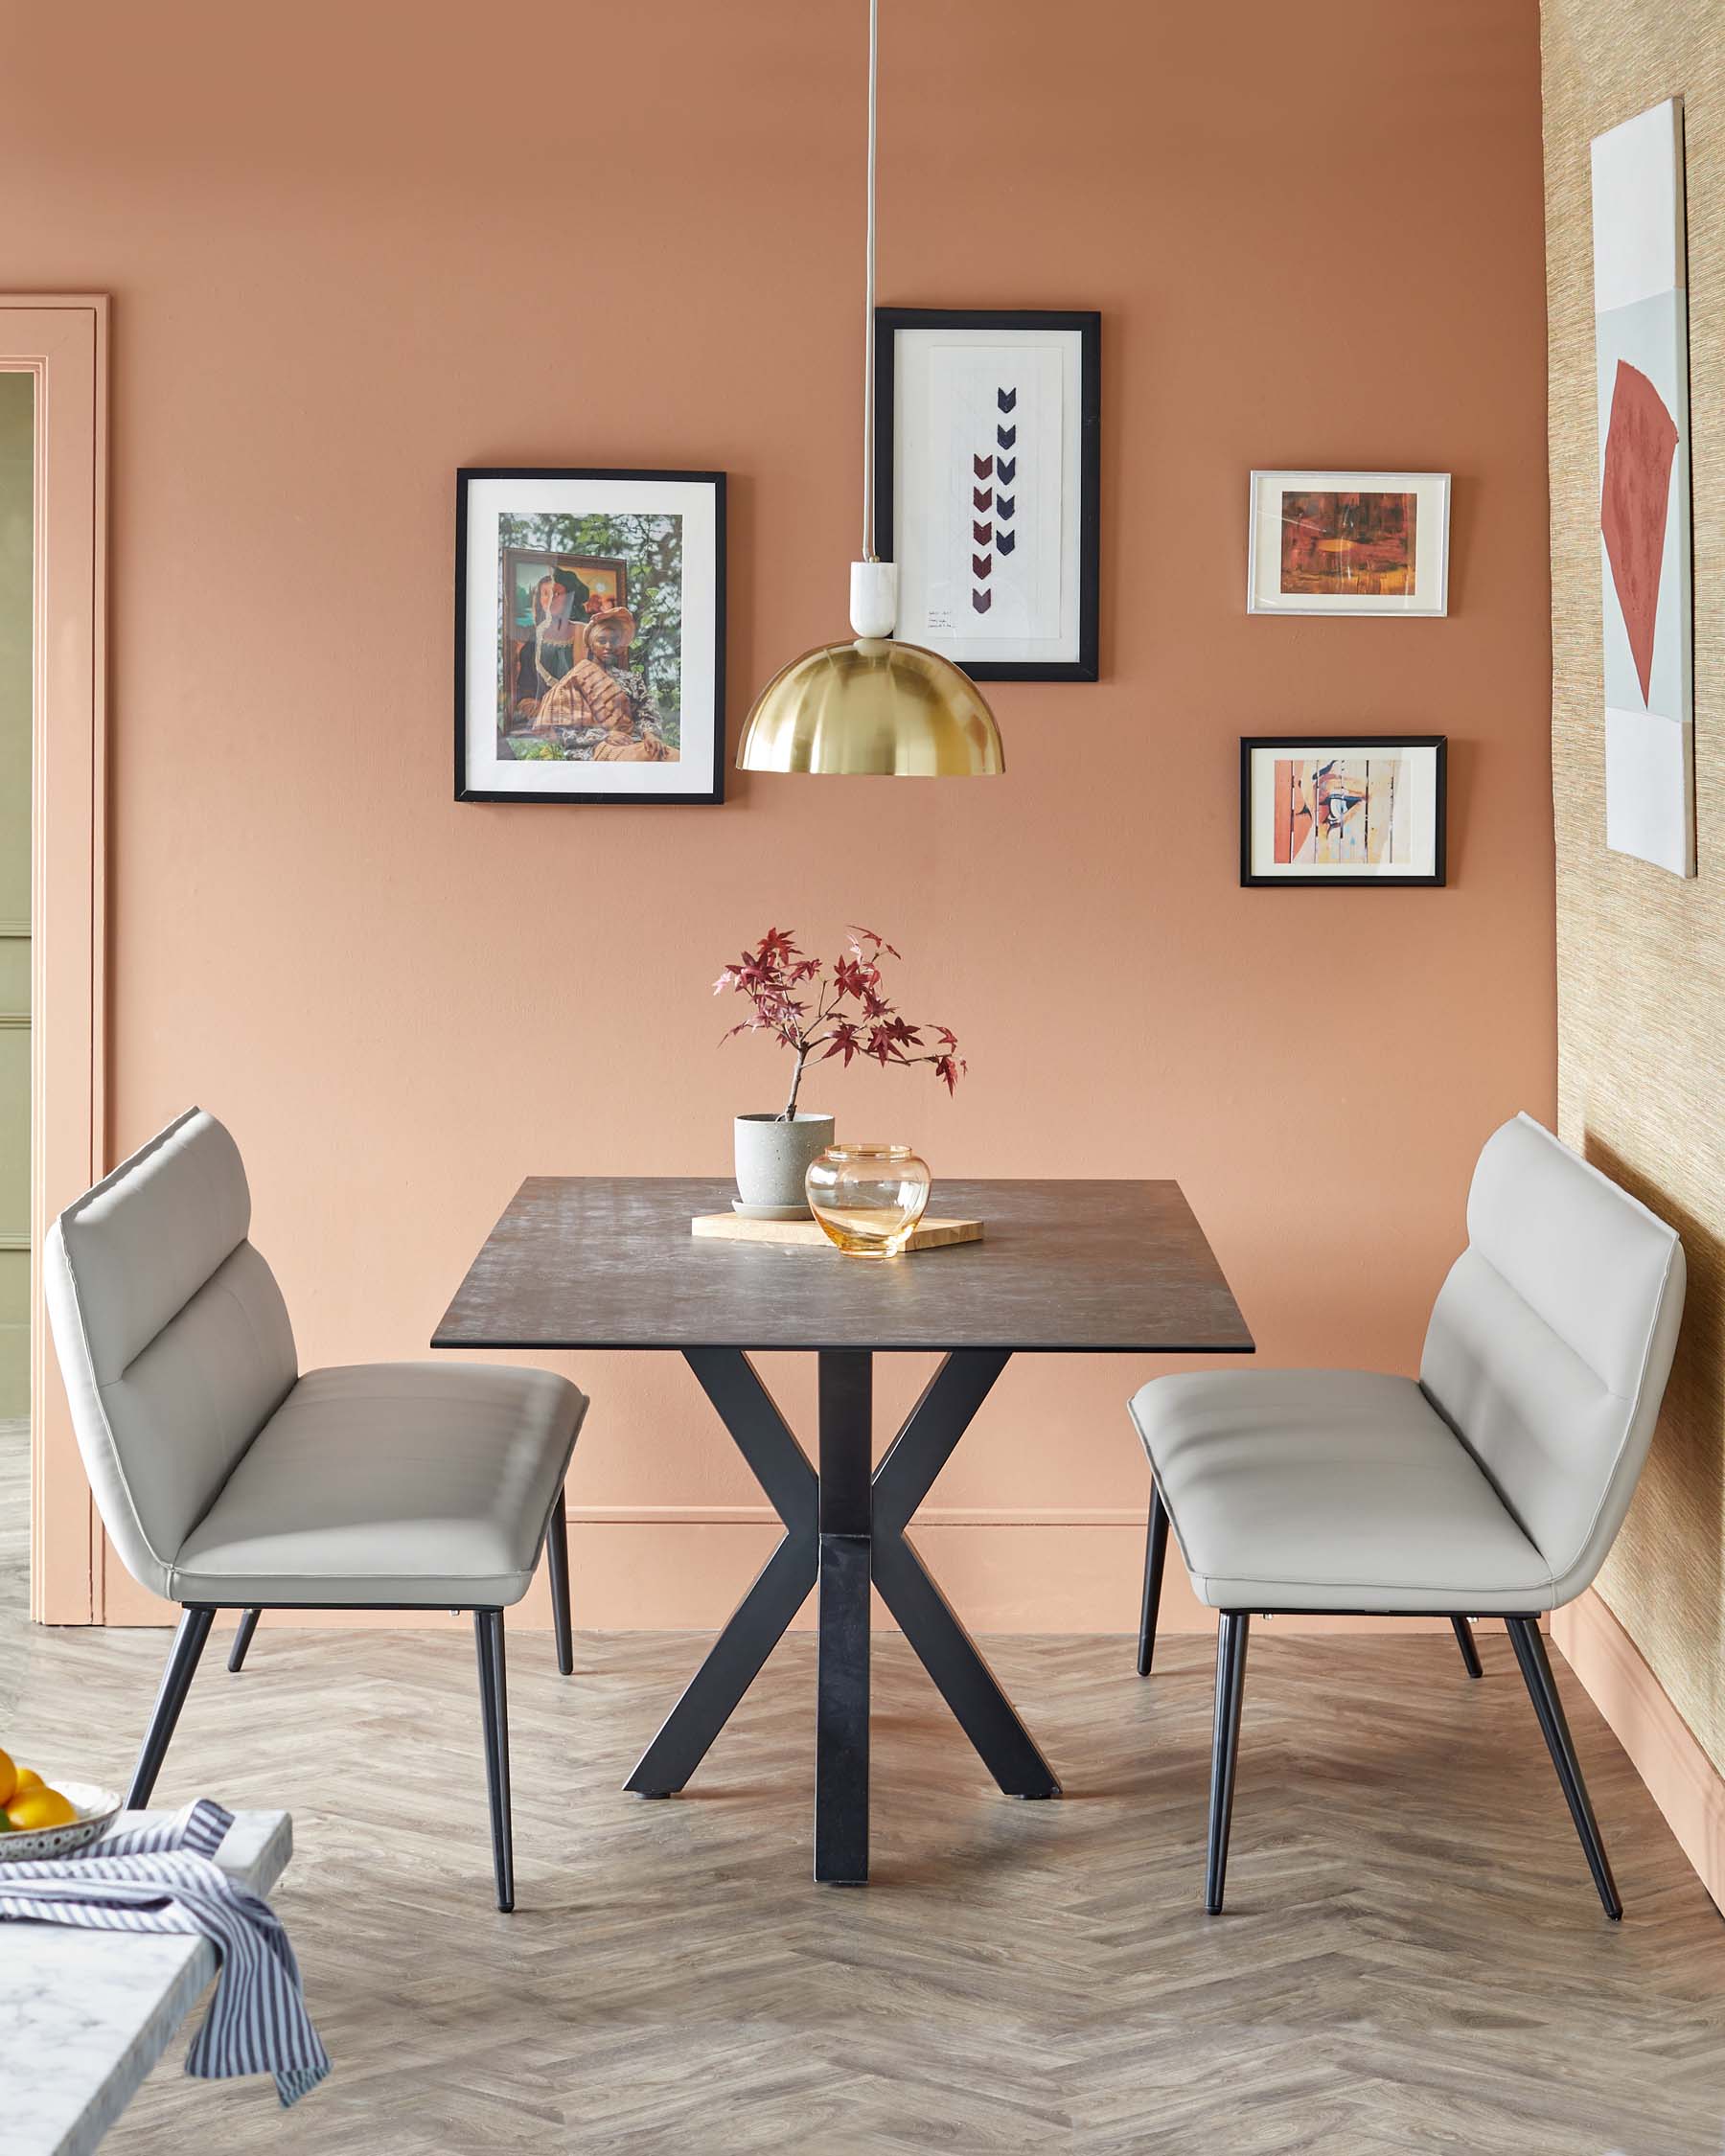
[874,308,1099,681]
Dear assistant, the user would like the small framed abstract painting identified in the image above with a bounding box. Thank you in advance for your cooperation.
[1247,470,1450,617]
[455,467,725,805]
[1241,736,1446,888]
[874,308,1099,680]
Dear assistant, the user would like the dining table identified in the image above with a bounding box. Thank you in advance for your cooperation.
[432,1176,1254,1885]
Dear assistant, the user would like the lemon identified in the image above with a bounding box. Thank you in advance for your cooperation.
[6,1786,76,1832]
[0,1748,14,1807]
[12,1768,41,1793]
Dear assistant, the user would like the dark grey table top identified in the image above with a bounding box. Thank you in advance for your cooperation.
[432,1177,1254,1356]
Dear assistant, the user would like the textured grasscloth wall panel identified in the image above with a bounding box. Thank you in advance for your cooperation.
[1543,1,1725,1770]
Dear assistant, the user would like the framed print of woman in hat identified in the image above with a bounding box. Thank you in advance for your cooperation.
[456,467,725,804]
[506,552,612,726]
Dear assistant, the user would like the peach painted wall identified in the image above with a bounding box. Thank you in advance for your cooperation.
[13,0,1553,1629]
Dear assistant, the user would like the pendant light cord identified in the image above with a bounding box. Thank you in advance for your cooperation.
[862,0,879,563]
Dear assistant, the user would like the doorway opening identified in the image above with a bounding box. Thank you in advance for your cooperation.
[0,296,106,1625]
[0,367,30,1613]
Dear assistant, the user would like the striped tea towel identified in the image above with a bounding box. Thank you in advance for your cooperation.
[0,1798,329,2105]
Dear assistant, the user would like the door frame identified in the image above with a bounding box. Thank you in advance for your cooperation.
[4,296,108,1624]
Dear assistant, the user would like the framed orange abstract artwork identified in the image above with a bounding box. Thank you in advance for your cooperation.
[1247,470,1450,617]
[1241,735,1446,887]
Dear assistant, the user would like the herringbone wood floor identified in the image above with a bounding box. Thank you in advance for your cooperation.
[6,1429,1725,2153]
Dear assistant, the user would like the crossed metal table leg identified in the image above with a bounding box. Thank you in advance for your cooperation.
[625,1345,1061,1883]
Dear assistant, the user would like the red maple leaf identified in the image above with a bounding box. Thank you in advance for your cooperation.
[715,924,965,1113]
[847,925,903,962]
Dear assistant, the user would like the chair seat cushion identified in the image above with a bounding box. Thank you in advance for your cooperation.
[1128,1370,1554,1614]
[172,1362,586,1607]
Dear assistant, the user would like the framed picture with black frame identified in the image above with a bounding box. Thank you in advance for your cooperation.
[454,466,725,805]
[1241,735,1447,888]
[873,308,1099,681]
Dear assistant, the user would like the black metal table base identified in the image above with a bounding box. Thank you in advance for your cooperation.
[624,1346,1060,1882]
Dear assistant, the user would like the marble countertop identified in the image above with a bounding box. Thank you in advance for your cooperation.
[0,1808,292,2156]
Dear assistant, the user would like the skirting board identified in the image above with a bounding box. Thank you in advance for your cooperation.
[96,1511,1454,1638]
[1553,1588,1725,1913]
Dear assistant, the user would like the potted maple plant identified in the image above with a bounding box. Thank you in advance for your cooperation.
[714,926,964,1214]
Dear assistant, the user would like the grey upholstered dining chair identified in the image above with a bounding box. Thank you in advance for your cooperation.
[44,1106,586,1912]
[1131,1113,1685,1919]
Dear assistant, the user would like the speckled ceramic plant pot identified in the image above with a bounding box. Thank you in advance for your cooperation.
[733,1112,835,1215]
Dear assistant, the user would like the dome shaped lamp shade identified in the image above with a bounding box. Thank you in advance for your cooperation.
[737,634,1004,777]
[736,0,1005,780]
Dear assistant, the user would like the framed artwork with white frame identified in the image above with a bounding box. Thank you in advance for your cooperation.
[1247,470,1451,618]
[873,308,1099,681]
[455,467,725,805]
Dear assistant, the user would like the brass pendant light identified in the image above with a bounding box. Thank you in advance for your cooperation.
[735,0,1005,779]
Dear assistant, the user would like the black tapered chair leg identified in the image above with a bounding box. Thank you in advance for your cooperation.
[1450,1615,1484,1680]
[474,1609,516,1913]
[1205,1613,1251,1914]
[545,1483,573,1678]
[227,1607,263,1674]
[1506,1617,1621,1918]
[1138,1482,1169,1677]
[126,1604,216,1809]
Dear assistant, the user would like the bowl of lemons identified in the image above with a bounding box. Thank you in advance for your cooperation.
[0,1747,121,1862]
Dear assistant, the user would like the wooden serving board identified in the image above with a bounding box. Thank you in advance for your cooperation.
[691,1213,983,1251]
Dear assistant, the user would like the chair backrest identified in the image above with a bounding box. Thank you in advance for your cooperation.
[1419,1112,1685,1607]
[44,1107,298,1600]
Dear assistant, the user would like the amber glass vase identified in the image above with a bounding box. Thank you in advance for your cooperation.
[805,1143,932,1257]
